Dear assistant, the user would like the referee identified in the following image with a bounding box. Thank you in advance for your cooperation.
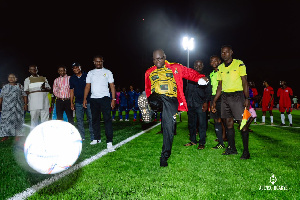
[211,45,250,159]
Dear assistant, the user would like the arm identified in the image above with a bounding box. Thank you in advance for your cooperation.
[269,93,274,106]
[40,81,52,92]
[145,72,152,97]
[83,83,91,108]
[241,75,249,109]
[211,80,222,112]
[70,89,75,110]
[0,97,2,112]
[181,66,207,83]
[290,88,293,98]
[53,79,58,97]
[203,80,212,112]
[109,82,116,109]
[23,95,28,111]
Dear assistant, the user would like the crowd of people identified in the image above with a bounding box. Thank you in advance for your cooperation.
[0,47,297,168]
[138,46,296,167]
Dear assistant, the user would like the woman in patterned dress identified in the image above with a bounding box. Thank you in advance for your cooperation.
[0,74,27,142]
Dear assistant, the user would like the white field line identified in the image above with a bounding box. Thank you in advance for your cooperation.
[8,123,161,200]
[251,124,300,128]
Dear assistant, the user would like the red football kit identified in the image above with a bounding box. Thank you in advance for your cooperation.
[252,88,258,97]
[262,86,274,111]
[251,87,258,108]
[277,87,293,112]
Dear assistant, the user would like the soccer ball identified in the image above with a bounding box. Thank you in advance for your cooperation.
[24,120,82,174]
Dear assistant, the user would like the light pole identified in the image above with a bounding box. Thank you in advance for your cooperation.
[182,36,194,68]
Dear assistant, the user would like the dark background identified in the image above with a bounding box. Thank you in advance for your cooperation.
[0,0,298,102]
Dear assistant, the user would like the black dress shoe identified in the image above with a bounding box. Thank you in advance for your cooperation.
[240,151,250,159]
[160,157,168,167]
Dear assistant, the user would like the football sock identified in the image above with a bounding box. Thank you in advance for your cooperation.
[288,114,292,124]
[281,114,285,124]
[215,122,223,145]
[134,112,137,119]
[227,128,236,149]
[241,130,249,153]
[270,116,273,123]
[254,118,257,123]
[262,116,265,123]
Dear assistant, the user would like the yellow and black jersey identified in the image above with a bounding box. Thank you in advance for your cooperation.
[217,59,247,92]
[149,66,177,97]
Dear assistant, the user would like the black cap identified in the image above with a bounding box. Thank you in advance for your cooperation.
[72,62,81,67]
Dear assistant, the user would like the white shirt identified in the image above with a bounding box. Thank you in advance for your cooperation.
[86,68,114,98]
[24,75,51,111]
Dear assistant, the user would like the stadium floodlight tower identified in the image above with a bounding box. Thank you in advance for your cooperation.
[182,36,194,68]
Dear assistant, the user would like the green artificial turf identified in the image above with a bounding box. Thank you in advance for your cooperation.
[1,110,299,199]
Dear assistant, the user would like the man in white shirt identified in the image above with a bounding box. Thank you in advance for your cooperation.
[83,55,116,151]
[24,65,51,128]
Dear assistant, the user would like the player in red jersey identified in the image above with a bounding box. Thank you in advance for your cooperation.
[277,81,293,126]
[260,80,274,125]
[249,81,258,124]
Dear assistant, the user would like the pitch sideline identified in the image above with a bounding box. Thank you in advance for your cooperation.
[8,123,161,200]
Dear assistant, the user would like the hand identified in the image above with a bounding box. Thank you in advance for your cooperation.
[211,101,217,113]
[71,103,75,111]
[24,104,28,111]
[244,99,250,109]
[198,77,209,85]
[202,102,208,112]
[40,82,46,90]
[83,99,87,108]
[111,99,116,109]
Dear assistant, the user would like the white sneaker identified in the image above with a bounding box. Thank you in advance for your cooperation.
[112,119,116,121]
[125,119,129,121]
[107,142,115,152]
[119,119,123,121]
[90,140,101,145]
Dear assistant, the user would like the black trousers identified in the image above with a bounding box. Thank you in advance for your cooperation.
[187,105,207,145]
[56,99,74,125]
[149,94,178,160]
[90,97,113,143]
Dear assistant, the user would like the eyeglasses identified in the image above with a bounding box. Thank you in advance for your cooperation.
[153,56,165,62]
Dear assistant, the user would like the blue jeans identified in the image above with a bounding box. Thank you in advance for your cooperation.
[75,103,93,140]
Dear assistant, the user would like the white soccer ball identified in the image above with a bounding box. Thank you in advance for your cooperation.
[24,120,82,174]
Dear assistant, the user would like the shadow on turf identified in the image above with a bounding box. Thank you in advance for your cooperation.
[251,132,281,144]
[141,121,158,130]
[36,169,83,196]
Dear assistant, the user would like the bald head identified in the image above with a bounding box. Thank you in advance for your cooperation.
[153,49,166,68]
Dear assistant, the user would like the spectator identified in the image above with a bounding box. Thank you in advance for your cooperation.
[53,66,74,125]
[119,87,129,121]
[184,60,211,150]
[112,86,120,121]
[70,62,94,141]
[24,65,51,128]
[133,88,142,121]
[0,74,27,142]
[292,96,298,109]
[83,55,116,151]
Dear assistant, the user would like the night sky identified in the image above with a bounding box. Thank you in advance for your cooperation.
[0,0,298,102]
